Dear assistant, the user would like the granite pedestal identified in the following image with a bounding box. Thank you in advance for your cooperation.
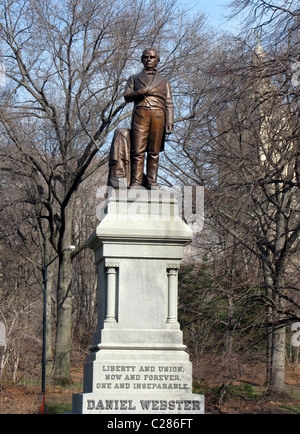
[72,189,204,414]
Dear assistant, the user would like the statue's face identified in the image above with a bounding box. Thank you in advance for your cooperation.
[142,49,159,70]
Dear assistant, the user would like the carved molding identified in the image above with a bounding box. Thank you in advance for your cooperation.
[105,262,119,269]
[167,264,180,270]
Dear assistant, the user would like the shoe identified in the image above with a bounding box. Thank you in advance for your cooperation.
[147,184,160,190]
[129,183,145,190]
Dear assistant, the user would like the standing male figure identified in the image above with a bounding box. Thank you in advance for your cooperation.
[124,48,174,188]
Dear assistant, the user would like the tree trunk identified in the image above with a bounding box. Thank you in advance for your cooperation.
[53,258,73,385]
[268,198,287,394]
[223,294,234,371]
[269,323,286,394]
[53,199,75,386]
[263,261,286,394]
[45,263,54,379]
[263,262,273,387]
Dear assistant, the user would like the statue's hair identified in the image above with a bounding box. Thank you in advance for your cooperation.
[141,48,160,63]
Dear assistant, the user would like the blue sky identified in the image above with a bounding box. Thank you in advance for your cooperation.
[179,0,242,33]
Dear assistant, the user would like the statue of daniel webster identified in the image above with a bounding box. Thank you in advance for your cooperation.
[124,48,174,189]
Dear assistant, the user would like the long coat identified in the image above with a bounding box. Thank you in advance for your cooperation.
[108,128,131,188]
[124,69,174,152]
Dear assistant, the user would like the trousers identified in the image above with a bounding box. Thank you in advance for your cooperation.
[131,107,165,186]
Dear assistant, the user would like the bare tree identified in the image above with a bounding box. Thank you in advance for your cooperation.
[172,31,299,393]
[0,187,42,384]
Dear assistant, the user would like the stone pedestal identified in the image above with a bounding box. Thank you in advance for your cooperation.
[72,189,204,414]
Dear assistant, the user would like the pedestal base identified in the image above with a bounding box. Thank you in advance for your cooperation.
[71,190,204,414]
[72,392,204,414]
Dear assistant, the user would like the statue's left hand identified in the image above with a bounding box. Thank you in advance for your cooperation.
[165,124,173,135]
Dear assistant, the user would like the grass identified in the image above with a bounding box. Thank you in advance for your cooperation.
[193,381,262,403]
[279,404,300,414]
[222,382,261,401]
[46,402,73,414]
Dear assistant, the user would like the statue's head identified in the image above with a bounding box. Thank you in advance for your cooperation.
[141,48,160,70]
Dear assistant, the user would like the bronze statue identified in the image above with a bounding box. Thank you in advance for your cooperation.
[124,48,174,189]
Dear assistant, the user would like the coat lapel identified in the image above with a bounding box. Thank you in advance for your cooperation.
[149,72,164,91]
[137,69,164,89]
[137,69,151,87]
